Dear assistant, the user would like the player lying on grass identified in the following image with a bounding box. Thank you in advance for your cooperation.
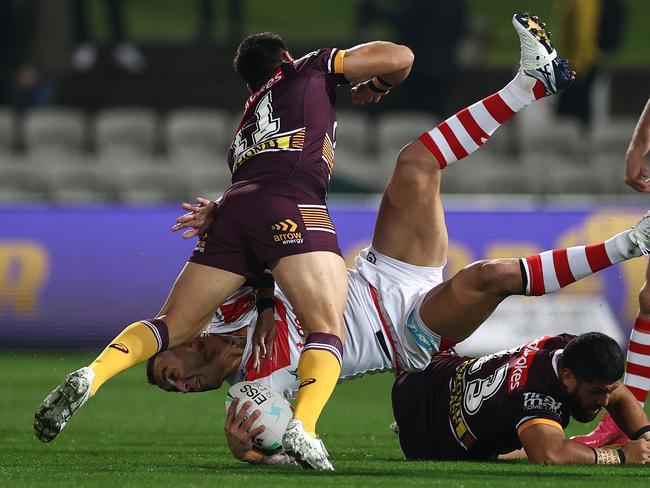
[148,14,650,464]
[392,332,650,464]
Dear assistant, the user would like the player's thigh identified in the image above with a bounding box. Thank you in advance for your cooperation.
[157,262,246,346]
[271,251,348,338]
[419,258,523,341]
[373,139,447,267]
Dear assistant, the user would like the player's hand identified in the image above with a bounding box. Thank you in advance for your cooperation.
[351,82,385,105]
[171,197,216,238]
[252,308,276,373]
[625,150,650,192]
[621,439,650,464]
[224,397,266,462]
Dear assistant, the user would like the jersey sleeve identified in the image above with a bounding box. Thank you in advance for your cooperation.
[513,390,568,435]
[293,48,349,85]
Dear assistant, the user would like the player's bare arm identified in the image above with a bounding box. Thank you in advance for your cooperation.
[252,271,277,371]
[606,384,650,442]
[519,422,650,464]
[342,40,413,85]
[343,41,413,105]
[625,98,650,192]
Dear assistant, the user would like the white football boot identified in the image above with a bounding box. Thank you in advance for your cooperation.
[629,211,650,255]
[34,367,94,442]
[512,12,575,95]
[282,419,334,470]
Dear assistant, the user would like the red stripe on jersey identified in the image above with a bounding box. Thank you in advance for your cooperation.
[533,80,547,100]
[245,298,292,381]
[438,121,468,160]
[482,93,516,124]
[418,132,447,169]
[585,243,612,273]
[626,362,650,378]
[369,284,401,374]
[526,254,545,296]
[633,317,650,334]
[626,385,648,403]
[629,341,650,356]
[219,294,255,323]
[457,107,489,146]
[552,249,576,288]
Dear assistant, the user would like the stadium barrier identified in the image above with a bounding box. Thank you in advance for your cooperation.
[0,204,644,349]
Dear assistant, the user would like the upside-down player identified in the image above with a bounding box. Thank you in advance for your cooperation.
[150,14,650,465]
[34,31,415,470]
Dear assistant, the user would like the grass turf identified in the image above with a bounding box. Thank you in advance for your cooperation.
[1,351,649,487]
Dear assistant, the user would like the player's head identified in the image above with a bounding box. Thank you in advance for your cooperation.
[146,334,244,393]
[558,332,625,422]
[233,32,291,92]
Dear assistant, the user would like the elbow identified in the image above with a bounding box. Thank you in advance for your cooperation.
[395,44,415,70]
[528,450,567,465]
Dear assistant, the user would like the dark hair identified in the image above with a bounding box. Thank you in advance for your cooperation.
[233,32,288,91]
[558,332,624,382]
[146,355,158,386]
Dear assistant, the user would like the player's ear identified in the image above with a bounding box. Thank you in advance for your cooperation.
[559,368,577,391]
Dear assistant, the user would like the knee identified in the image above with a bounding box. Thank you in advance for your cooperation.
[469,259,522,296]
[392,142,441,196]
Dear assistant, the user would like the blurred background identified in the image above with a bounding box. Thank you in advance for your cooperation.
[1,0,649,351]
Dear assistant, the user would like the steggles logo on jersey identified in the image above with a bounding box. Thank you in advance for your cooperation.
[271,219,304,245]
[366,252,377,264]
[109,343,129,354]
[507,336,550,393]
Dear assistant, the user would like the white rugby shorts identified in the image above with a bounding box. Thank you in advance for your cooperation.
[352,246,445,372]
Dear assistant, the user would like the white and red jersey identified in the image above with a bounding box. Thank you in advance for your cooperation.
[207,246,446,400]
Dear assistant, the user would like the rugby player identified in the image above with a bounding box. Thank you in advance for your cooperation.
[34,31,415,469]
[572,98,650,448]
[149,15,650,465]
[392,332,650,464]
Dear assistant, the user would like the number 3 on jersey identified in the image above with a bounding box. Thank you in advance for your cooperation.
[234,92,280,161]
[463,364,508,415]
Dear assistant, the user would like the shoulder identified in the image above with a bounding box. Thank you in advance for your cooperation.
[293,48,345,76]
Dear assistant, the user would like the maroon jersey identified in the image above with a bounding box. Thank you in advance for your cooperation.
[227,48,348,199]
[392,334,576,460]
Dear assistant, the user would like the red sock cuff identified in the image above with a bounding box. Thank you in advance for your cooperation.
[634,317,650,334]
[418,132,447,169]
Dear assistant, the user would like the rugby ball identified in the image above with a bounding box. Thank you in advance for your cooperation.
[225,381,292,454]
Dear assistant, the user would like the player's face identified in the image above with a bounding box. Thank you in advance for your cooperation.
[152,338,225,393]
[568,376,621,422]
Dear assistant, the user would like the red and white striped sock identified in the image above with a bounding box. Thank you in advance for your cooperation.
[418,72,546,168]
[521,230,642,296]
[624,317,650,407]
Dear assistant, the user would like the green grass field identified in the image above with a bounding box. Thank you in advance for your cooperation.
[2,351,650,487]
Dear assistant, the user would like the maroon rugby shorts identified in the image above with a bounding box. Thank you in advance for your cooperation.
[189,181,341,279]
